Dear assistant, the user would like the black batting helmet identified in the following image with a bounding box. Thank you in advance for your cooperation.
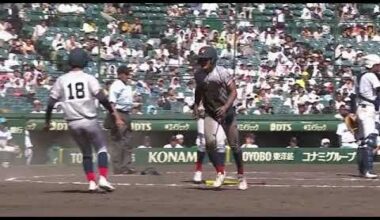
[198,46,218,66]
[68,48,89,69]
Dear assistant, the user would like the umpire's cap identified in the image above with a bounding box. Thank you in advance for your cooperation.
[198,46,218,66]
[68,48,89,69]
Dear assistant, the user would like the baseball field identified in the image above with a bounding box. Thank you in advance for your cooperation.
[0,163,379,216]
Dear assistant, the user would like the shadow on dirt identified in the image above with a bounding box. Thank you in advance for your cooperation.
[44,189,108,194]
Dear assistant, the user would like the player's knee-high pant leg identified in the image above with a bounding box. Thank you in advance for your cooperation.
[204,116,227,173]
[88,122,109,177]
[357,105,377,174]
[68,122,95,182]
[222,114,243,175]
[195,118,206,171]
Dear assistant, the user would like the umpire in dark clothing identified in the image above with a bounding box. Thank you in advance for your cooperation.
[104,65,136,174]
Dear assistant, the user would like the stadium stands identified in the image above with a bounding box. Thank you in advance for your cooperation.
[0,3,378,115]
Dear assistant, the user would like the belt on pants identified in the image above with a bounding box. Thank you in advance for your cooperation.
[343,141,356,144]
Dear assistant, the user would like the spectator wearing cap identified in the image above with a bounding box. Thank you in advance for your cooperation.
[175,134,186,148]
[31,99,45,113]
[240,133,259,148]
[163,135,183,148]
[320,138,331,148]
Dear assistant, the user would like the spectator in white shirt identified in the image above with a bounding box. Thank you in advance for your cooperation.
[341,45,356,62]
[31,100,46,114]
[275,8,285,25]
[201,3,218,17]
[176,134,185,148]
[301,6,312,20]
[155,44,170,58]
[137,136,153,149]
[220,43,234,59]
[51,33,65,51]
[356,30,369,43]
[163,136,183,148]
[32,21,48,41]
[265,31,281,46]
[240,133,259,148]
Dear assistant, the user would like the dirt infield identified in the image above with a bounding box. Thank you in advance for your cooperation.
[0,163,380,216]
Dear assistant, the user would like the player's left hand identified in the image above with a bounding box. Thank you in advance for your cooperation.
[216,105,228,120]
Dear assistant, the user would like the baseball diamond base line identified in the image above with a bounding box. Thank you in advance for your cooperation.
[5,171,380,189]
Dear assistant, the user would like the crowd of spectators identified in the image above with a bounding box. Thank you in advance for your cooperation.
[0,3,379,115]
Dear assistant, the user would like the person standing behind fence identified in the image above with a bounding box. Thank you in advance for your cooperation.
[105,65,136,175]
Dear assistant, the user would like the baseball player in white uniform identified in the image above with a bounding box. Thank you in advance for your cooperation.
[45,48,124,192]
[0,117,20,168]
[355,54,380,178]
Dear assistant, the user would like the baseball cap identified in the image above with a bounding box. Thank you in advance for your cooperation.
[321,138,330,145]
[176,134,184,140]
[362,54,380,68]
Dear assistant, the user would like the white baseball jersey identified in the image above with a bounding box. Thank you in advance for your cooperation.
[356,72,380,138]
[357,72,380,106]
[50,70,101,121]
[336,122,356,143]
